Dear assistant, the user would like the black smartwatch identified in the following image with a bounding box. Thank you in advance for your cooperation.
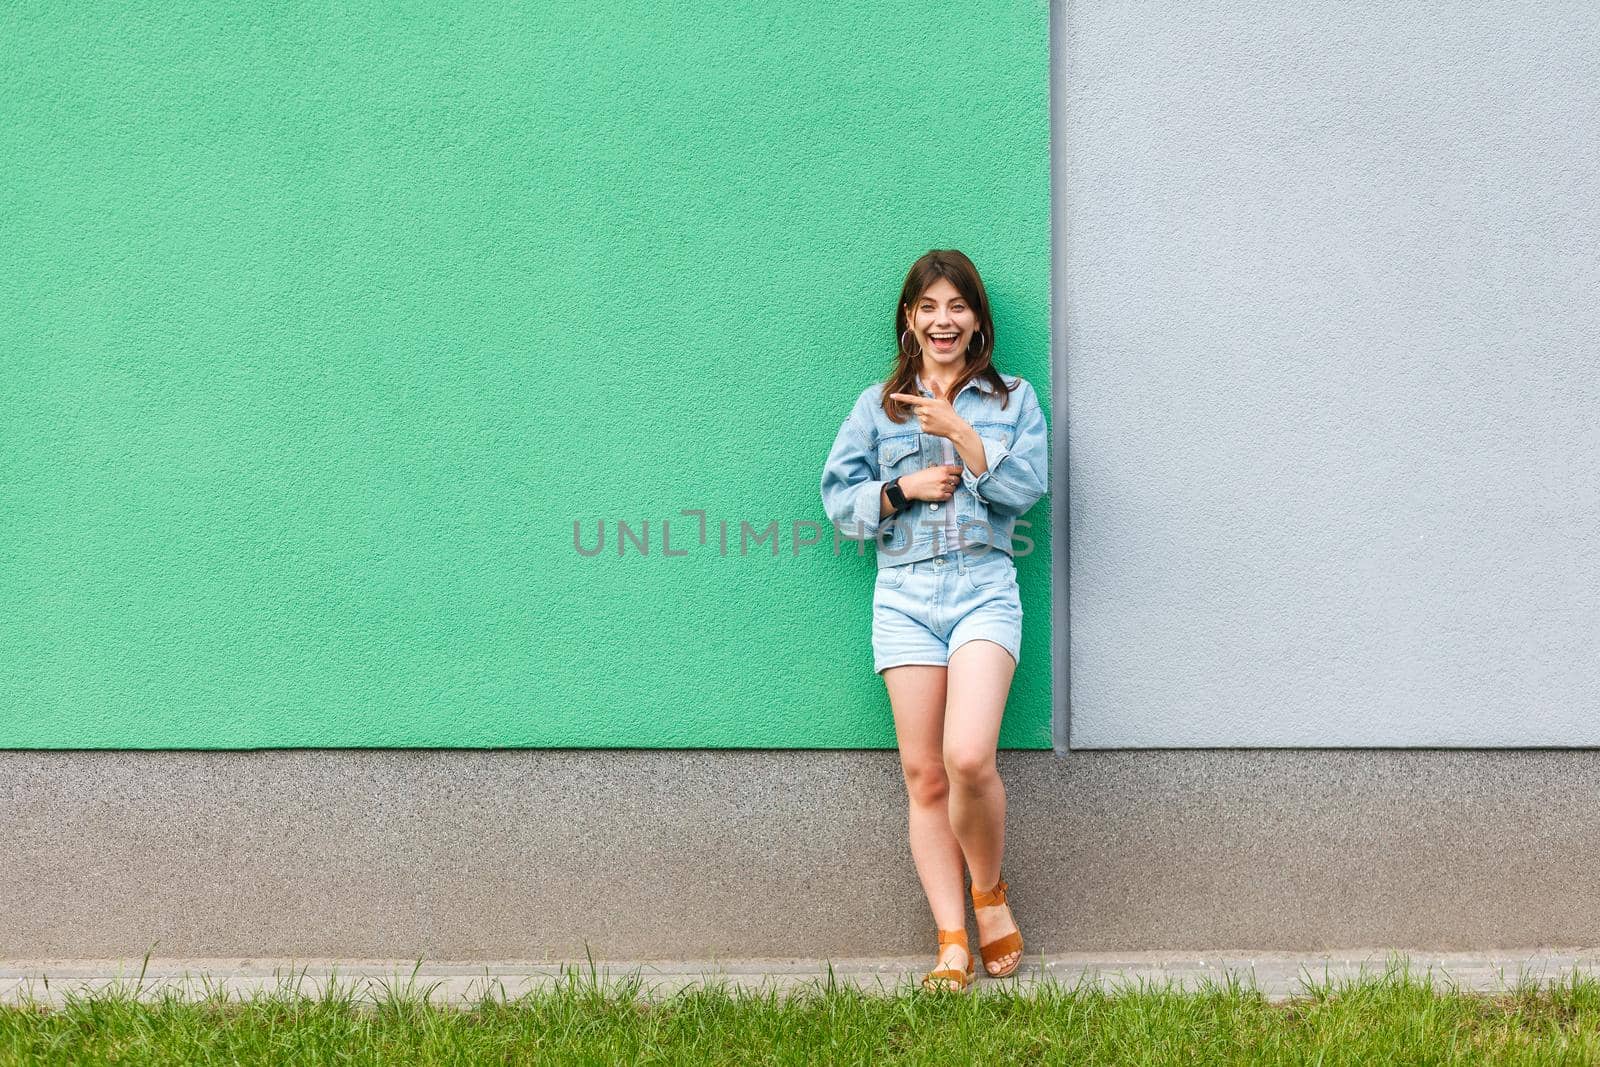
[884,476,909,512]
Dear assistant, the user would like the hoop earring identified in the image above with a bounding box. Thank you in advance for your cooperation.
[970,330,986,352]
[900,329,921,356]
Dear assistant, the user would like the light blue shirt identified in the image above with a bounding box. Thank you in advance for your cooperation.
[917,372,963,553]
[820,373,1049,568]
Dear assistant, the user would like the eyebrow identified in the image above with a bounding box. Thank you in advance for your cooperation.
[918,296,966,303]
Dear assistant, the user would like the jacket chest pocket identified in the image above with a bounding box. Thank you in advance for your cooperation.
[877,433,921,475]
[971,422,1014,451]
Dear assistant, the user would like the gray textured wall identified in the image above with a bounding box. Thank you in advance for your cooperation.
[1060,1,1600,746]
[5,750,1600,958]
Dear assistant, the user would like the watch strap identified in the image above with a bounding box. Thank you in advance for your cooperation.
[885,477,909,511]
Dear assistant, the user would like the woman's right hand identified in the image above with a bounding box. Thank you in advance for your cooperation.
[899,464,963,502]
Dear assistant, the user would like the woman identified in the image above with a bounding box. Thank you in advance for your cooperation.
[820,249,1050,991]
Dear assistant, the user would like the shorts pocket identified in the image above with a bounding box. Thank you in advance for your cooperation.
[965,553,1014,590]
[876,565,909,589]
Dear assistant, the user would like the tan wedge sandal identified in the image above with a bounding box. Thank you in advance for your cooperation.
[971,877,1024,978]
[920,927,975,992]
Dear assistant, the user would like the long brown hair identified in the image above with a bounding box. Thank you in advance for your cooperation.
[883,249,1014,422]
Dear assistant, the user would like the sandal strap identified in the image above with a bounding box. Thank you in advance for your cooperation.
[936,927,968,948]
[971,878,1009,908]
[923,968,971,986]
[978,929,1023,965]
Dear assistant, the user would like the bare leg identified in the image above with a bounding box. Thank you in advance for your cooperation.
[882,663,968,981]
[943,639,1020,975]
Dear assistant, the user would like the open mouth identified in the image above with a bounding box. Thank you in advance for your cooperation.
[929,332,960,351]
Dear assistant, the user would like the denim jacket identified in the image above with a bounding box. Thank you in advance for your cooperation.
[820,372,1049,569]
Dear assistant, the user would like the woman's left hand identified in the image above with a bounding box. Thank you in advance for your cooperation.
[888,392,972,442]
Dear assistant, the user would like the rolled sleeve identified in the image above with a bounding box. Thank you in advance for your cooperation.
[820,402,884,539]
[960,438,1008,496]
[964,384,1048,516]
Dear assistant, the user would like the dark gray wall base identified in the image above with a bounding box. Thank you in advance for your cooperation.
[4,750,1594,959]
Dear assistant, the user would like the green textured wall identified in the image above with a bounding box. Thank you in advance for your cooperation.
[2,1,1052,748]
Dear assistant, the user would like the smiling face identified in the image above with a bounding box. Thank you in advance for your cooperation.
[905,276,978,375]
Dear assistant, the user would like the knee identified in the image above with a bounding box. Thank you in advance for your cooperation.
[901,760,949,807]
[943,746,996,788]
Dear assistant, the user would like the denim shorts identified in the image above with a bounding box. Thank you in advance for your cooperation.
[872,546,1022,674]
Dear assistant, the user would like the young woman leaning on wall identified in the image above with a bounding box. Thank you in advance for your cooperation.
[821,248,1049,992]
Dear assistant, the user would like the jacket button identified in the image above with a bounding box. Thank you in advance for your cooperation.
[930,503,939,511]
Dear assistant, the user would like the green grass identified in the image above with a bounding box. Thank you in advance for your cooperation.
[5,957,1600,1065]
